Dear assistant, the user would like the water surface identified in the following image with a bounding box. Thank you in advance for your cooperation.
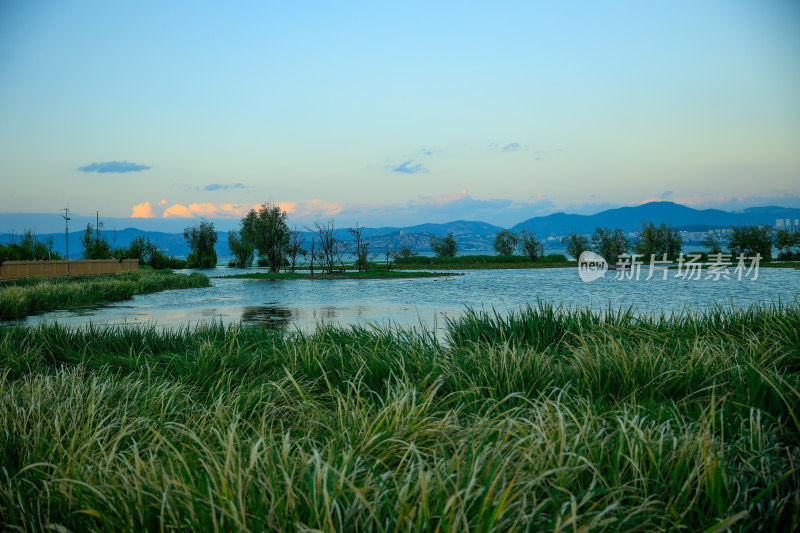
[15,266,800,331]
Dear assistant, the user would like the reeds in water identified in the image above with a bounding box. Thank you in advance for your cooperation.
[0,269,210,321]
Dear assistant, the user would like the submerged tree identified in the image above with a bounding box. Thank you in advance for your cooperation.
[307,219,343,274]
[241,202,290,273]
[184,221,218,268]
[227,230,254,268]
[285,228,306,273]
[349,222,377,272]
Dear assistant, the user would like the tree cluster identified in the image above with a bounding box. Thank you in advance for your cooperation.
[633,222,682,260]
[0,230,58,262]
[775,229,800,260]
[184,221,218,269]
[728,226,772,259]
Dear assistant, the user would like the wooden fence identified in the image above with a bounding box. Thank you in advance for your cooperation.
[0,259,139,280]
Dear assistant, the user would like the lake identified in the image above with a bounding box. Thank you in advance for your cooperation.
[14,265,800,331]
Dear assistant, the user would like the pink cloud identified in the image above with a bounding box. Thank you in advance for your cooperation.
[426,189,469,206]
[162,202,252,218]
[162,204,192,218]
[131,202,155,218]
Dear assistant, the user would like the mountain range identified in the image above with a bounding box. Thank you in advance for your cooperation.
[2,202,799,258]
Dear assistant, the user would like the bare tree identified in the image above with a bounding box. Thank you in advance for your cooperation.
[349,222,378,272]
[285,228,307,273]
[307,220,338,274]
[309,237,315,275]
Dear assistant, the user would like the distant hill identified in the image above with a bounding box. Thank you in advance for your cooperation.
[2,202,798,257]
[511,202,800,235]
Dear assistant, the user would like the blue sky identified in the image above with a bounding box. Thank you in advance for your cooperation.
[0,0,798,229]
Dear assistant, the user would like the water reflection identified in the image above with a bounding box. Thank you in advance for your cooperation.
[8,266,800,332]
[240,305,294,330]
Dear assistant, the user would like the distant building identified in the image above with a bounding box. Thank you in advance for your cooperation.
[795,219,800,227]
[776,219,784,228]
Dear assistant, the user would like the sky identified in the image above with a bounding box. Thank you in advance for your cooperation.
[1,0,799,230]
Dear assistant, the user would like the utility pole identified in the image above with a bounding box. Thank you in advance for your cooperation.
[61,207,70,259]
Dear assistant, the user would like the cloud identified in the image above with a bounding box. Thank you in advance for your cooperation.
[391,161,428,174]
[660,190,674,199]
[501,142,526,152]
[338,190,557,227]
[423,189,469,206]
[278,200,344,220]
[666,192,800,211]
[200,183,246,191]
[131,202,155,218]
[420,148,433,156]
[162,203,252,218]
[78,161,151,173]
[129,192,559,228]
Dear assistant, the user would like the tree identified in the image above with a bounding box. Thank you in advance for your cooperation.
[701,232,722,255]
[493,230,519,256]
[80,223,112,259]
[184,221,218,268]
[125,235,157,264]
[391,245,416,260]
[349,222,375,272]
[560,233,590,261]
[519,230,544,261]
[227,230,254,268]
[430,232,457,257]
[634,222,663,259]
[0,230,57,261]
[241,202,290,273]
[307,219,343,274]
[775,229,799,260]
[634,222,682,260]
[728,225,772,260]
[285,228,306,273]
[591,227,629,264]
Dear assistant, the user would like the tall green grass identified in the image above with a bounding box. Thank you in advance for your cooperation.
[0,269,210,321]
[0,304,798,531]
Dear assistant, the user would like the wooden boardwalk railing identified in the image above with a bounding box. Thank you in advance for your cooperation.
[0,259,139,280]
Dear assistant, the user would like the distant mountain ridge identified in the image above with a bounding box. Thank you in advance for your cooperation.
[2,202,799,257]
[511,202,800,235]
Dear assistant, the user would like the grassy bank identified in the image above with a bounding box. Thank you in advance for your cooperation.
[393,254,573,269]
[222,270,458,280]
[0,269,210,321]
[0,303,798,531]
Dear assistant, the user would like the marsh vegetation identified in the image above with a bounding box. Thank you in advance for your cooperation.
[0,269,210,321]
[1,303,798,530]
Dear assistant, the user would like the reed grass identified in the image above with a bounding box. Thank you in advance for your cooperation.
[0,269,210,321]
[0,303,798,531]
